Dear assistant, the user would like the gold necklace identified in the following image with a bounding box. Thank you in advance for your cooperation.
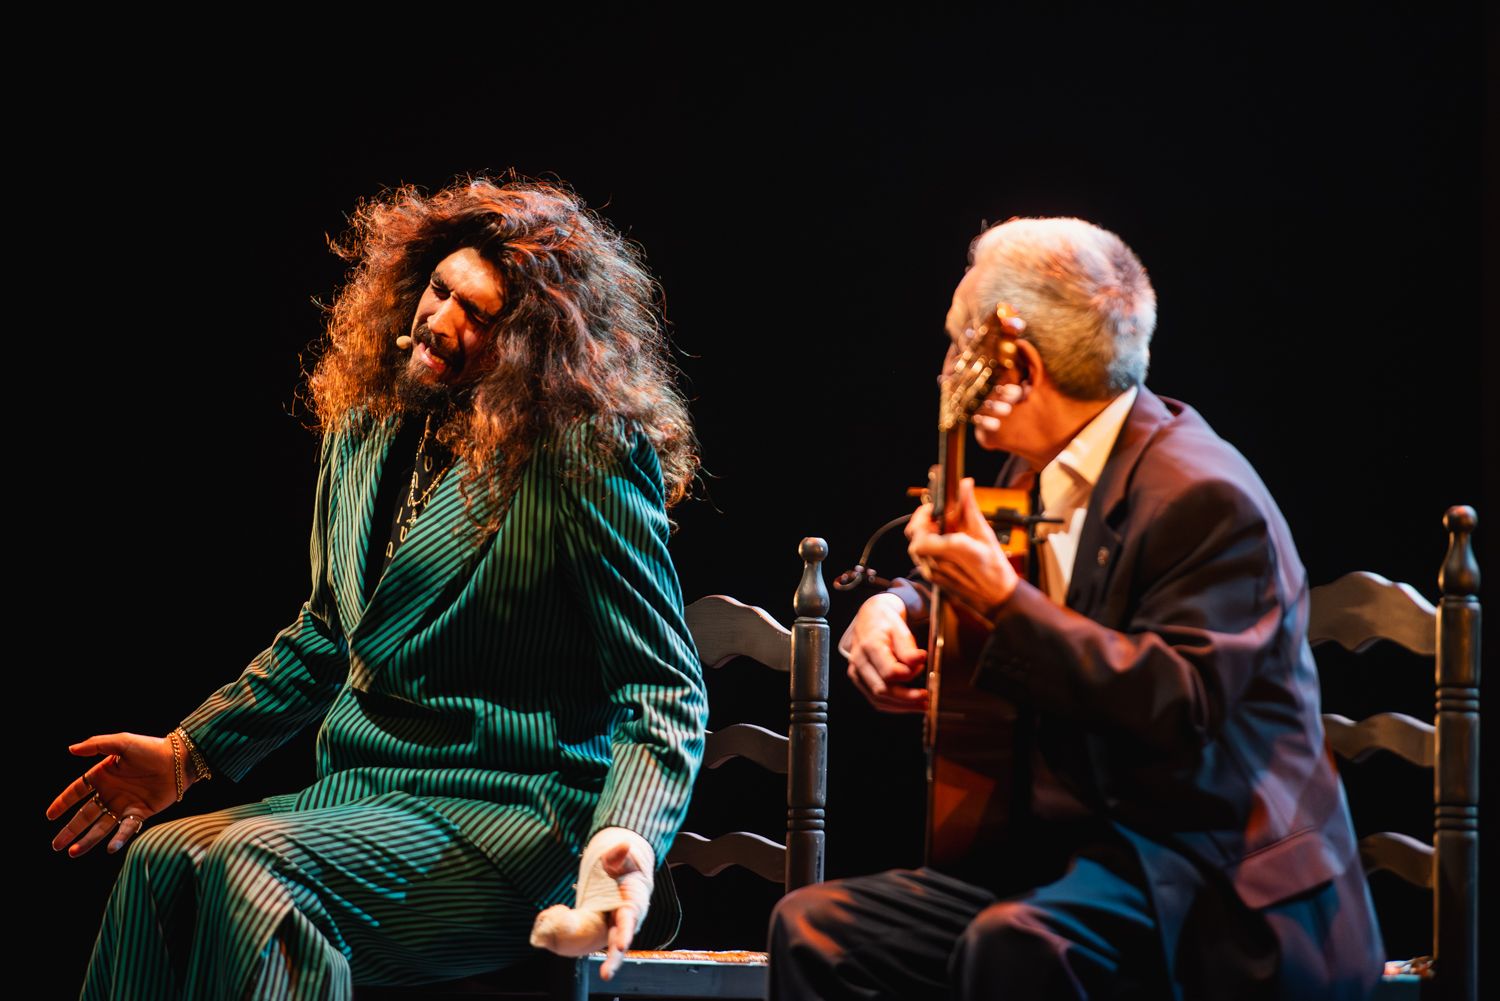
[406,414,450,511]
[388,414,453,553]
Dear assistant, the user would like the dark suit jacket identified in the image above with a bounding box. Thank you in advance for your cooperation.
[916,387,1382,996]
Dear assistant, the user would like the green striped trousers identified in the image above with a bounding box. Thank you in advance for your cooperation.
[81,790,535,1000]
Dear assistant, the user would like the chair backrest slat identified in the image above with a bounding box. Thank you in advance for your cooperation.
[1323,712,1435,767]
[686,597,792,671]
[1358,831,1435,888]
[1309,571,1437,655]
[704,724,790,773]
[669,831,786,882]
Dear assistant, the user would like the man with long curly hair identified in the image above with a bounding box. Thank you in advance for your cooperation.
[49,177,709,998]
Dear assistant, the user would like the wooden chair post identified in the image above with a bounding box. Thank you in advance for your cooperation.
[1436,506,1479,1001]
[788,537,829,891]
[1309,504,1481,1000]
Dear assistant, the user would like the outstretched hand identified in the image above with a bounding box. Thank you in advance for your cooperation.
[47,733,182,857]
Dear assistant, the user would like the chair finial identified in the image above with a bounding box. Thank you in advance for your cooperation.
[796,538,829,618]
[1440,506,1479,598]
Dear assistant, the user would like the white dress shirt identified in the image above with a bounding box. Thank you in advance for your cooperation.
[1033,385,1138,605]
[1023,385,1139,819]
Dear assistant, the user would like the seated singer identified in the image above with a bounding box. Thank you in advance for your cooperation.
[770,217,1383,1000]
[49,177,708,999]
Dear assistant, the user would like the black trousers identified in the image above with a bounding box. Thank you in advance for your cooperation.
[769,827,1172,1001]
[768,825,1382,1001]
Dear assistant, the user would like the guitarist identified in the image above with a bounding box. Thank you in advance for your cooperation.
[769,218,1383,1001]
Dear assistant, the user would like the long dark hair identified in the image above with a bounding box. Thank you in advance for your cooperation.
[308,175,698,524]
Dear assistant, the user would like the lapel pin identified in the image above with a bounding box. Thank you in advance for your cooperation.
[1096,546,1110,567]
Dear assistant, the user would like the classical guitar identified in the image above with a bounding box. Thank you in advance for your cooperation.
[923,302,1031,875]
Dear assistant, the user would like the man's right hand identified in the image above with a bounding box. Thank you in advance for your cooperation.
[47,733,189,857]
[843,593,929,714]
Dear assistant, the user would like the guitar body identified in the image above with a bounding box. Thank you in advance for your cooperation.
[926,589,1021,873]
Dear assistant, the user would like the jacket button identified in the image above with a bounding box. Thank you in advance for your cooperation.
[1096,546,1110,567]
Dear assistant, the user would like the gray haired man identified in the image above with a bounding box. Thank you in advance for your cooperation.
[770,218,1382,1001]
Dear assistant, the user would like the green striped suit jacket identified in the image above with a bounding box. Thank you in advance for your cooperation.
[178,415,709,911]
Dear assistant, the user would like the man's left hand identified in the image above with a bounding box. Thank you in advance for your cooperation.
[530,827,654,981]
[907,477,1019,619]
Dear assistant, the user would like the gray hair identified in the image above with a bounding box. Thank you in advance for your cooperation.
[970,217,1156,400]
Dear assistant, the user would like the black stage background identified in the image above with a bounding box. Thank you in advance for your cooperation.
[36,7,1491,994]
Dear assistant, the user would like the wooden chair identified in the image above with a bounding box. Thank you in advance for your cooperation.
[548,536,831,1000]
[358,537,830,1000]
[1309,506,1479,1001]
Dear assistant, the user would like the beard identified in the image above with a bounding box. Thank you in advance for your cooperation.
[393,322,471,415]
[394,362,456,412]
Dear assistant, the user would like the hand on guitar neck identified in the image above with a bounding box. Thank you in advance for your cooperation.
[907,477,1020,621]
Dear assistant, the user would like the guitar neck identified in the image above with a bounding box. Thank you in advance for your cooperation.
[933,426,966,532]
[925,423,968,754]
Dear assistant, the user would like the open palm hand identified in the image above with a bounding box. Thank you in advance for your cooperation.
[47,733,180,857]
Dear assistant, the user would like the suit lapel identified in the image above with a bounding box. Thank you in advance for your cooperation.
[1063,387,1174,616]
[348,442,503,687]
[328,416,401,638]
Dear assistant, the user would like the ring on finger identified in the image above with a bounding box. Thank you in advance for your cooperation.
[108,815,144,854]
[91,791,120,825]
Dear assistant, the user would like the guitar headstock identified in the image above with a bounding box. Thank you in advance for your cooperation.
[938,302,1027,432]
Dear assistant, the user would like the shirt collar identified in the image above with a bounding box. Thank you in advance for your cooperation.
[1040,384,1139,511]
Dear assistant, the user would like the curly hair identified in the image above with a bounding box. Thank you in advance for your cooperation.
[308,176,698,525]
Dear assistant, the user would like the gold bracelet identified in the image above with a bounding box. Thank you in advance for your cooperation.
[174,727,213,782]
[167,731,183,802]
